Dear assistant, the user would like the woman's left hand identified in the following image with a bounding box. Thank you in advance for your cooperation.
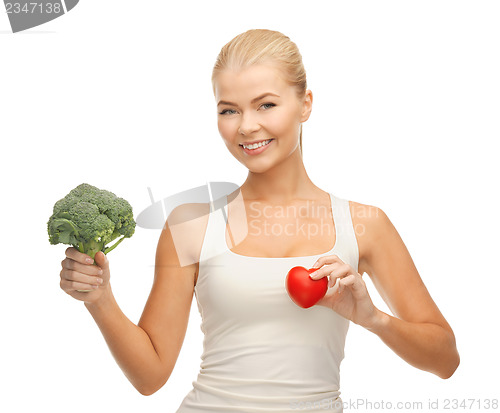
[310,254,381,329]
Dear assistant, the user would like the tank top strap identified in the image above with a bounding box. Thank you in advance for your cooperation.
[330,193,360,273]
[198,195,229,263]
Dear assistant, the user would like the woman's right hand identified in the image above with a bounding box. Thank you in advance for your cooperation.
[60,247,111,304]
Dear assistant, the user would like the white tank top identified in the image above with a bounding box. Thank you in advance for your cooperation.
[176,192,359,412]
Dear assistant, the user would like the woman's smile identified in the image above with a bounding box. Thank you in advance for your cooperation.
[240,138,274,155]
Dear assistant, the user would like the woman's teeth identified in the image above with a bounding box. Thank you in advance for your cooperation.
[241,139,273,150]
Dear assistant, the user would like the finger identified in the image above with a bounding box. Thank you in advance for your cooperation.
[311,254,343,269]
[309,268,327,279]
[60,267,103,288]
[60,277,100,292]
[331,276,341,291]
[65,246,94,265]
[62,257,103,277]
[338,274,357,294]
[310,261,347,280]
[327,272,346,290]
[309,267,330,280]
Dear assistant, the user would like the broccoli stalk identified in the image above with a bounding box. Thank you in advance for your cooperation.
[48,183,136,291]
[75,229,126,258]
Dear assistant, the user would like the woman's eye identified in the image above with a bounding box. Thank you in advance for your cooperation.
[219,103,275,115]
[261,103,276,110]
[219,109,236,115]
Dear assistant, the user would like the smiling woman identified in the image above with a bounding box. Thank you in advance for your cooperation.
[62,28,459,413]
[178,28,458,411]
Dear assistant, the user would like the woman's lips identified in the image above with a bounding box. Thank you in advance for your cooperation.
[240,138,274,155]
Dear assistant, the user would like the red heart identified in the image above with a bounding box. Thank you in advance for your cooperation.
[285,266,328,309]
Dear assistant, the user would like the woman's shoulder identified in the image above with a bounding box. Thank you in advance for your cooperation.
[347,199,385,225]
[167,201,212,265]
[346,199,388,275]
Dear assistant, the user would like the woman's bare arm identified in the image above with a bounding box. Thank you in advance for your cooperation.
[84,283,168,395]
[353,202,460,379]
[81,203,204,395]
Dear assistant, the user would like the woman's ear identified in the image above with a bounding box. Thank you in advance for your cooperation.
[300,89,313,122]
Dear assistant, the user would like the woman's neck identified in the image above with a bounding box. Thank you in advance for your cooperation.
[239,148,321,204]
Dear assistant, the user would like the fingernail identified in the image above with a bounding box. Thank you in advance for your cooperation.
[97,278,103,284]
[309,271,318,279]
[92,284,99,289]
[311,262,319,268]
[86,258,93,264]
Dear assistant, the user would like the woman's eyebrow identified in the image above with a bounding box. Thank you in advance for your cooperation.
[217,92,280,107]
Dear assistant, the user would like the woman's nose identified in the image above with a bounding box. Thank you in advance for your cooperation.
[238,113,260,135]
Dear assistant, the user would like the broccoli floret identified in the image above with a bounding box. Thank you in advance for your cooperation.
[47,183,136,259]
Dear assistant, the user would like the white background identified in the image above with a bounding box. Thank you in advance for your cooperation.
[1,1,499,412]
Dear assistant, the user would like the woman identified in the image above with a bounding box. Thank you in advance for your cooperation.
[59,29,460,412]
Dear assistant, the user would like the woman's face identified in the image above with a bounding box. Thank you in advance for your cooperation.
[214,63,312,172]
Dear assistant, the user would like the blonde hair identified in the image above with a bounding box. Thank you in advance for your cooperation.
[211,29,307,157]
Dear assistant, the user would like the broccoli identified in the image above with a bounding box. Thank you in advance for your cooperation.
[47,183,136,260]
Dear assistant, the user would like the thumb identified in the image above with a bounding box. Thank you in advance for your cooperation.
[94,251,109,271]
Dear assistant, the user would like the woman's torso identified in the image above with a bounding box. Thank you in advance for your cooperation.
[177,189,362,412]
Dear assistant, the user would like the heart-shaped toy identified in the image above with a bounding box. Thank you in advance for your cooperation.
[285,266,328,309]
